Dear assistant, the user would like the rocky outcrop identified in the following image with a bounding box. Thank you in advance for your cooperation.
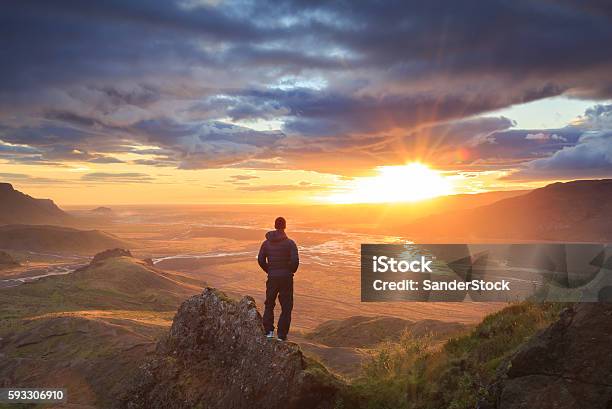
[118,288,341,409]
[483,303,612,409]
[91,248,133,265]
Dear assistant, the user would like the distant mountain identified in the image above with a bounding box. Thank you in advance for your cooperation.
[91,206,112,213]
[405,179,612,242]
[90,206,114,215]
[0,183,71,225]
[282,189,530,233]
[0,224,132,254]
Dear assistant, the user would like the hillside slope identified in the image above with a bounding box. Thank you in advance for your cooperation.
[405,179,612,242]
[1,250,202,316]
[305,316,467,348]
[0,250,204,408]
[298,316,468,378]
[483,303,612,409]
[0,182,71,225]
[0,224,132,254]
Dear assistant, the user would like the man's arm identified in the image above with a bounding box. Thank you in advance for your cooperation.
[289,240,299,274]
[257,241,268,273]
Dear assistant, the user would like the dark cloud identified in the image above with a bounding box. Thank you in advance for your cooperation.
[504,105,612,180]
[230,175,260,181]
[503,134,612,180]
[471,127,580,162]
[227,88,529,137]
[0,172,61,184]
[81,172,154,183]
[225,174,260,185]
[0,142,40,154]
[129,118,285,169]
[132,159,176,167]
[88,156,125,164]
[1,0,612,178]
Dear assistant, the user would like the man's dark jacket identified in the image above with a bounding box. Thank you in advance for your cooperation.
[257,229,299,277]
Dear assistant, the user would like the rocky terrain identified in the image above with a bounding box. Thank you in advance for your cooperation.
[2,246,611,408]
[482,303,612,409]
[119,288,342,409]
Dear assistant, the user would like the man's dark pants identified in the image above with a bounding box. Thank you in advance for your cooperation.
[263,276,293,339]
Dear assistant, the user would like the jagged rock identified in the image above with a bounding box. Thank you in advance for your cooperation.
[117,288,341,409]
[143,258,155,267]
[91,248,133,265]
[483,303,612,409]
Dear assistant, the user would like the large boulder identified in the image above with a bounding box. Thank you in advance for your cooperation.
[485,303,612,409]
[118,288,341,409]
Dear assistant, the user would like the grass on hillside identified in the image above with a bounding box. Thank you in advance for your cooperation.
[0,257,196,324]
[335,302,567,409]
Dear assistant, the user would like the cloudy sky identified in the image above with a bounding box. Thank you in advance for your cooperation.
[1,0,611,204]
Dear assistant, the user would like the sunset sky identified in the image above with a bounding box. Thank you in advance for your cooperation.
[1,1,611,204]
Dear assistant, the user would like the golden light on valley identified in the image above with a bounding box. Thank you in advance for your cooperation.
[326,162,454,204]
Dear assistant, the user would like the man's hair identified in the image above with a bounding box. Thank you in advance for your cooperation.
[274,216,286,230]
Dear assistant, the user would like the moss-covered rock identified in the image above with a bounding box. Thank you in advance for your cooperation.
[118,287,342,409]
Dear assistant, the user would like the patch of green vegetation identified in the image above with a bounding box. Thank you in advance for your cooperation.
[304,355,342,387]
[0,257,191,325]
[208,287,235,303]
[336,302,568,409]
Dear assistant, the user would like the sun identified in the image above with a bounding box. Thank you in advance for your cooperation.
[326,162,454,204]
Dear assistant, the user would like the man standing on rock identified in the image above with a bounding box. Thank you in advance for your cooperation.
[258,216,299,341]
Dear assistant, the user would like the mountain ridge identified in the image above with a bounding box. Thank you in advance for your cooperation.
[0,224,132,254]
[0,182,72,225]
[404,179,612,242]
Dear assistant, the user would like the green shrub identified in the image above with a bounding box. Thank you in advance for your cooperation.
[342,302,567,409]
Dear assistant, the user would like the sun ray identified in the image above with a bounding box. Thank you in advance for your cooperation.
[326,162,454,204]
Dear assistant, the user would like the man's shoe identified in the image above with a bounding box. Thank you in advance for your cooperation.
[277,336,286,341]
[266,331,275,339]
